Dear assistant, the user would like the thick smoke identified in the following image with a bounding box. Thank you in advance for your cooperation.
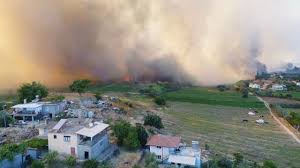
[0,0,300,88]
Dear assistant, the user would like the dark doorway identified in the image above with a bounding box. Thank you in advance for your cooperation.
[84,151,89,159]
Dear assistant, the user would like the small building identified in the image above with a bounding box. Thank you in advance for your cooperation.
[48,119,113,161]
[147,134,201,168]
[147,134,181,161]
[271,84,287,91]
[249,83,261,90]
[11,101,66,121]
[42,101,66,118]
[11,103,43,121]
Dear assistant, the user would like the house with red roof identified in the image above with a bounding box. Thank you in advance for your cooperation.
[146,134,181,161]
[146,134,201,168]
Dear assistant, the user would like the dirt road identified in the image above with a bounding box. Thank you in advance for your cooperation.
[257,96,300,144]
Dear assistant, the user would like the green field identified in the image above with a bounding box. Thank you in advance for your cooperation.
[88,83,137,93]
[163,87,265,109]
[162,102,300,167]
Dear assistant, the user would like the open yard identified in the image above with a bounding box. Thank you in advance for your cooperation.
[162,102,300,167]
[163,87,265,108]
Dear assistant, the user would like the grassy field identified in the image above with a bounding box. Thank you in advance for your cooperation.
[88,83,137,93]
[163,87,265,109]
[162,102,300,167]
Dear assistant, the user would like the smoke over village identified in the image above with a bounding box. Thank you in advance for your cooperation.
[1,0,300,88]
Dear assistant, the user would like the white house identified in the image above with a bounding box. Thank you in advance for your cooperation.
[11,101,66,121]
[249,83,261,90]
[11,103,43,121]
[271,84,287,91]
[48,119,113,160]
[147,134,181,161]
[147,134,201,168]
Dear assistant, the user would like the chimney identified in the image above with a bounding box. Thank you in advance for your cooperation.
[192,141,200,152]
[45,119,49,125]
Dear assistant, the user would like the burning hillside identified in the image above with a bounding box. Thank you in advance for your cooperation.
[0,0,300,88]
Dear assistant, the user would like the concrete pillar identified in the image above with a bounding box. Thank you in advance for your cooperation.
[23,116,25,121]
[32,116,34,122]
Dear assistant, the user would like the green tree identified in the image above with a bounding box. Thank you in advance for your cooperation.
[262,160,277,168]
[69,79,91,96]
[144,114,164,129]
[65,155,76,167]
[112,120,131,145]
[124,127,141,150]
[82,159,99,168]
[17,81,48,103]
[136,125,149,147]
[31,160,45,168]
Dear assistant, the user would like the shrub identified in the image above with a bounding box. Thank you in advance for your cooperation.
[24,138,48,150]
[43,151,58,165]
[31,160,45,168]
[241,88,249,98]
[94,92,102,101]
[145,153,158,168]
[65,155,76,167]
[154,96,166,105]
[262,160,277,168]
[82,159,99,168]
[144,114,164,129]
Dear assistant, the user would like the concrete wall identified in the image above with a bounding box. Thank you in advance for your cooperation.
[150,146,174,161]
[48,133,79,156]
[77,134,109,160]
[42,102,65,117]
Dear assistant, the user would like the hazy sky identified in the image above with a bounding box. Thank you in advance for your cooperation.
[0,0,300,88]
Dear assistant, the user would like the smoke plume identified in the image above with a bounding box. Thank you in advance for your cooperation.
[0,0,300,88]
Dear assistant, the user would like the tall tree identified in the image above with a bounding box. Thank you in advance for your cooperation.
[69,79,91,96]
[136,125,149,147]
[112,120,131,145]
[17,82,48,103]
[124,127,141,150]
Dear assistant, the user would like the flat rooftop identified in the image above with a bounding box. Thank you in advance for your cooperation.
[49,118,108,135]
[12,103,43,109]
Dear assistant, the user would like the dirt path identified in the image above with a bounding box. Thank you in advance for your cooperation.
[257,96,300,144]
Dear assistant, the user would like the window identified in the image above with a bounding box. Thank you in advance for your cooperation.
[157,155,162,159]
[64,136,71,142]
[156,146,161,149]
[53,135,57,139]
